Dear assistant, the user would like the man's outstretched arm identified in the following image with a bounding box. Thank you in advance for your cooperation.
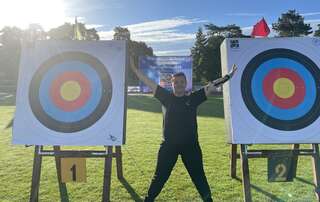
[204,64,237,96]
[129,56,157,93]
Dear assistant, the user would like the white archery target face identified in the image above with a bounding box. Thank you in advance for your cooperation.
[221,37,320,144]
[13,40,127,146]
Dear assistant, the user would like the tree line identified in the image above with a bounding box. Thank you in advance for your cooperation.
[191,10,320,84]
[0,23,153,86]
[0,9,320,87]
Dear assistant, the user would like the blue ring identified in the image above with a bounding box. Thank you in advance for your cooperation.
[39,61,102,122]
[251,58,316,120]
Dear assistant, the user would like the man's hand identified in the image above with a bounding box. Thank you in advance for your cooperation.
[211,64,237,87]
[204,64,237,96]
[228,64,237,78]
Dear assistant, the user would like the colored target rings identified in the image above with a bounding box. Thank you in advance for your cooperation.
[241,48,320,131]
[29,52,112,133]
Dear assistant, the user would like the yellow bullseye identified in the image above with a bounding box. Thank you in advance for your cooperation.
[60,81,81,101]
[273,78,295,99]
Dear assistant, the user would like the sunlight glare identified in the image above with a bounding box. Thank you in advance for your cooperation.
[0,0,66,30]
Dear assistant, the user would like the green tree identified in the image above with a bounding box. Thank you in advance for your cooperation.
[0,26,23,46]
[85,28,99,40]
[191,24,247,83]
[113,26,130,40]
[47,23,74,40]
[204,24,245,81]
[47,22,99,40]
[205,23,245,38]
[204,35,225,81]
[314,24,320,37]
[191,28,207,83]
[25,23,47,41]
[0,26,23,83]
[112,26,153,85]
[272,10,312,37]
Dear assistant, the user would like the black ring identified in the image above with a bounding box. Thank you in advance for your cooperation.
[241,48,320,131]
[29,52,112,133]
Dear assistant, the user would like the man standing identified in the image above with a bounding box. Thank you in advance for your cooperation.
[130,57,236,202]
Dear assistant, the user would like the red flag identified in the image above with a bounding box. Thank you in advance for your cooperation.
[251,18,270,37]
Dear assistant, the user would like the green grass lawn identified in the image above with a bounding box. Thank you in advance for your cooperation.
[0,95,318,201]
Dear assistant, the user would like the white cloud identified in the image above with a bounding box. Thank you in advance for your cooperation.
[305,19,320,24]
[85,24,104,29]
[154,49,191,56]
[125,18,207,33]
[301,12,320,17]
[240,26,254,36]
[225,13,265,17]
[134,31,195,43]
[98,17,206,43]
[99,31,114,40]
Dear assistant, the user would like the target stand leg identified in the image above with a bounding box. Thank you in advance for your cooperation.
[102,146,113,202]
[53,146,69,202]
[311,144,320,200]
[230,144,238,178]
[240,144,252,202]
[291,144,300,178]
[115,146,124,180]
[30,146,43,202]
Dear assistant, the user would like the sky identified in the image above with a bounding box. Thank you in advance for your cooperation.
[1,0,320,56]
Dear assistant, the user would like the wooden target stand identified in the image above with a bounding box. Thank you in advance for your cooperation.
[230,144,320,202]
[29,145,124,202]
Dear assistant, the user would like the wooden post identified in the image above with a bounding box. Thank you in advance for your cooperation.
[102,146,113,202]
[53,146,69,202]
[312,144,320,200]
[240,144,252,202]
[291,144,300,178]
[115,146,124,179]
[30,146,43,202]
[230,144,238,178]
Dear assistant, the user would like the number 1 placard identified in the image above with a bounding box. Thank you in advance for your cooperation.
[61,158,86,183]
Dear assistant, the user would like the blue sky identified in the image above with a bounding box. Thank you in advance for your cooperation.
[1,0,320,55]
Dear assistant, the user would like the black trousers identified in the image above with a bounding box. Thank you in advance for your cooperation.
[145,142,212,202]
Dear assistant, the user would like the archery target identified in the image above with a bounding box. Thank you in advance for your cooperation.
[13,40,127,146]
[29,52,113,133]
[221,37,320,144]
[241,48,320,131]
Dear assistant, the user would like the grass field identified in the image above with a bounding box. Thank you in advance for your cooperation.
[0,95,318,201]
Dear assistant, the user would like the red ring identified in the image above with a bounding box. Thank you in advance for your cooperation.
[50,71,91,112]
[263,68,305,109]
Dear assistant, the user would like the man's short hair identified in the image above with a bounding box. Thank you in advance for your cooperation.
[172,72,186,81]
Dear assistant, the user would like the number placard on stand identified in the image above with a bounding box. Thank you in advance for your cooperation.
[61,158,86,183]
[267,151,294,182]
[230,144,320,202]
[29,146,124,202]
